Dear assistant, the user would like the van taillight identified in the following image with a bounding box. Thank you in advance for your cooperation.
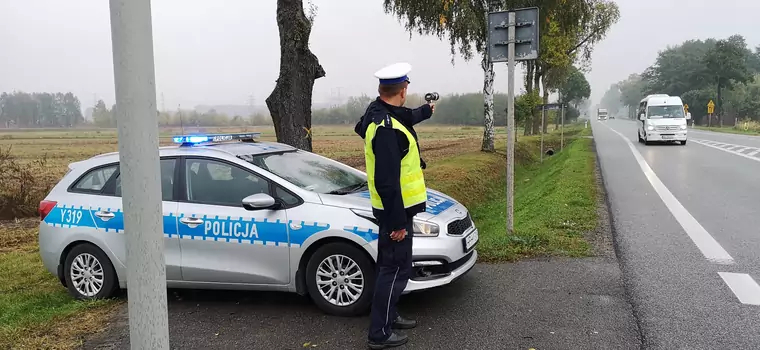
[39,200,57,220]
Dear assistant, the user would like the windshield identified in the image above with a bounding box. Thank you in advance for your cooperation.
[647,105,685,118]
[241,151,367,195]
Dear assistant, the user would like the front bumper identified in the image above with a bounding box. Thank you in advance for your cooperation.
[404,249,478,293]
[646,131,687,141]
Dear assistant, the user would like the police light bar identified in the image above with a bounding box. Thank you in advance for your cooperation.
[172,132,261,145]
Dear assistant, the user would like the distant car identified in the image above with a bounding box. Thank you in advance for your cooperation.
[37,133,479,316]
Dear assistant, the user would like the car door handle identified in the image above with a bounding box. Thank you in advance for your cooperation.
[94,211,115,220]
[179,217,204,227]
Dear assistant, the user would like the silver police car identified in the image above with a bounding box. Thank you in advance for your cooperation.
[38,133,478,316]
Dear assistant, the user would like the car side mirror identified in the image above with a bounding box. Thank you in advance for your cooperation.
[686,112,692,120]
[242,193,279,211]
[639,114,646,121]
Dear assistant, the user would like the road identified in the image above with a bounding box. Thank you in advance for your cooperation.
[592,119,760,349]
[84,258,639,350]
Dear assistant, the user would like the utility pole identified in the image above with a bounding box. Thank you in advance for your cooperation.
[108,1,169,349]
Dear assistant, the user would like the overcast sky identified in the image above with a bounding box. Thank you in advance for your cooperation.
[1,0,758,110]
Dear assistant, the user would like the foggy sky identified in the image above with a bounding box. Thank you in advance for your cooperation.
[1,0,758,110]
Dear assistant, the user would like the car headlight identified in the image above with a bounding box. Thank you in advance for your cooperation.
[351,209,439,237]
[413,220,439,237]
[647,125,655,131]
[680,124,687,130]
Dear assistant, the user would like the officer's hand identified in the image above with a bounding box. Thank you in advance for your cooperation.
[429,103,436,114]
[390,229,407,241]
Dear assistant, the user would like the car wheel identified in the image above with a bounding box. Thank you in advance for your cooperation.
[680,140,687,145]
[63,243,118,300]
[305,242,375,317]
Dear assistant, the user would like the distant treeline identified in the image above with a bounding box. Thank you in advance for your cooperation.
[0,92,84,128]
[1,91,582,129]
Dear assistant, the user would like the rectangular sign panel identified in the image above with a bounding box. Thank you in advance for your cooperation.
[488,7,540,62]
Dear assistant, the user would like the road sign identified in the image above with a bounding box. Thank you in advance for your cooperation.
[487,7,540,234]
[707,100,715,114]
[684,104,689,114]
[537,103,565,111]
[488,7,540,62]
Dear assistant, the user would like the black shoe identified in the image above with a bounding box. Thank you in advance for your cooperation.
[391,315,417,330]
[368,332,408,349]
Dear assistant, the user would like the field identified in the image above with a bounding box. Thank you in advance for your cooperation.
[0,124,597,348]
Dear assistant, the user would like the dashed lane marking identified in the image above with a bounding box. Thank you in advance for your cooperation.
[718,272,760,306]
[691,139,760,163]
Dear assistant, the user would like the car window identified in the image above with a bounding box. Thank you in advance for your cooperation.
[275,186,300,206]
[185,158,270,206]
[72,164,118,192]
[112,159,177,201]
[242,151,366,195]
[647,105,685,119]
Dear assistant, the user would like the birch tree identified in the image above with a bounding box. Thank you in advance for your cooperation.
[382,0,510,152]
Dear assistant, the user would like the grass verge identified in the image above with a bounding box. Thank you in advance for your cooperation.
[426,126,598,262]
[0,220,121,350]
[695,124,760,136]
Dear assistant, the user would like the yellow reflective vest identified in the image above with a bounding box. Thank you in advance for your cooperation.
[364,115,427,210]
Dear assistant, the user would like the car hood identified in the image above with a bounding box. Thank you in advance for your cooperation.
[318,189,464,222]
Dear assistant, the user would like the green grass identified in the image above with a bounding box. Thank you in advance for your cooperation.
[427,126,598,262]
[695,125,760,135]
[0,223,120,349]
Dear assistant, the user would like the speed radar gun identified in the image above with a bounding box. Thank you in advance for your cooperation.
[425,92,439,103]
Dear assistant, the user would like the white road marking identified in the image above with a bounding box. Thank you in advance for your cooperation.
[718,272,760,305]
[691,139,760,163]
[600,124,734,264]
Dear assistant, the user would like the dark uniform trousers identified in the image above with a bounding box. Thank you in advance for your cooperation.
[368,218,414,342]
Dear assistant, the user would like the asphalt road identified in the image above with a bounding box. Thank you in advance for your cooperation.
[84,258,640,350]
[592,119,760,349]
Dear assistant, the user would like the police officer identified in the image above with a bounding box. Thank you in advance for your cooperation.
[354,62,434,349]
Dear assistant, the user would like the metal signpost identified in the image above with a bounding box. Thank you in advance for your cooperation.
[707,100,715,127]
[108,0,170,348]
[488,7,539,233]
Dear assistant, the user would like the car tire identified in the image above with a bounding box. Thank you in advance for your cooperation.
[680,140,687,145]
[305,242,375,317]
[63,243,118,300]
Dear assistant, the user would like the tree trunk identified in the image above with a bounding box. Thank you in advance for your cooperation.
[524,62,534,136]
[480,55,495,152]
[531,69,542,135]
[265,0,326,152]
[541,77,549,134]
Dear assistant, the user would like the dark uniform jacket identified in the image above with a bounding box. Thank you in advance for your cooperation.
[354,98,433,232]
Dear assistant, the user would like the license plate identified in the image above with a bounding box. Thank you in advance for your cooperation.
[662,135,674,139]
[462,230,479,252]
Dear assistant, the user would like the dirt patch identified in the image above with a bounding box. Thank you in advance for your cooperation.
[0,218,39,252]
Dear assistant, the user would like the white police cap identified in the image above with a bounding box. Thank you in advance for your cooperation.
[374,62,412,85]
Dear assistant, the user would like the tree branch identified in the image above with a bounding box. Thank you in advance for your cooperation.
[566,26,602,55]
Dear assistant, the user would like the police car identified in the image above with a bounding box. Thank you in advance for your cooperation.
[38,133,478,316]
